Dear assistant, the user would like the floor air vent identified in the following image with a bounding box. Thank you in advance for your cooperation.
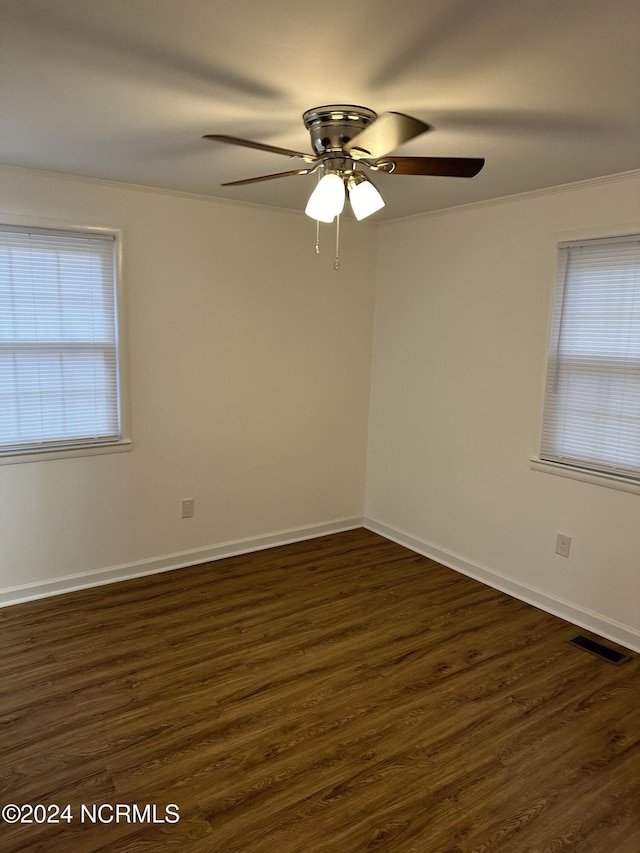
[568,634,632,665]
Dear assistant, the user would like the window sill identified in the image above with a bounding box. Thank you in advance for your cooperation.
[530,457,640,496]
[0,439,133,466]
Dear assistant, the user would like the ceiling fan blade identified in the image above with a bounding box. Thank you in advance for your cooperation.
[203,134,315,163]
[221,168,314,187]
[344,112,431,159]
[374,156,485,177]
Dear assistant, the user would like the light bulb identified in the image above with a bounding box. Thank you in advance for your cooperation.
[348,176,385,220]
[305,173,345,223]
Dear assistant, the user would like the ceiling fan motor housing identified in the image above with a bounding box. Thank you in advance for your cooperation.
[303,105,377,156]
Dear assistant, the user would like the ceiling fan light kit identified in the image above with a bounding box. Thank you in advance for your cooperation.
[347,173,385,221]
[304,168,384,224]
[305,172,346,223]
[203,105,485,267]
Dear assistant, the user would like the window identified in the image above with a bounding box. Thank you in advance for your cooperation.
[0,225,128,460]
[539,233,640,483]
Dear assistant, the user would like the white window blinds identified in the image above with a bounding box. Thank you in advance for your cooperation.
[540,234,640,480]
[0,226,121,455]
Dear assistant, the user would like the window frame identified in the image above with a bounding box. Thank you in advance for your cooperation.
[0,220,131,465]
[531,224,640,495]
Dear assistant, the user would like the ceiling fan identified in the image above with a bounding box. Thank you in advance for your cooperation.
[203,105,485,223]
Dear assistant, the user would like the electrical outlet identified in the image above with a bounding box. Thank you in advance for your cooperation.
[181,498,194,519]
[555,533,571,558]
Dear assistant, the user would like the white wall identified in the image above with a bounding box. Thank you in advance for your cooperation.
[367,173,640,649]
[0,166,376,595]
[2,163,638,651]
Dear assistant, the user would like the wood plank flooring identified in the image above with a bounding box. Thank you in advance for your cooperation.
[0,528,638,852]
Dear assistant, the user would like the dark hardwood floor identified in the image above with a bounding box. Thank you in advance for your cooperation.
[0,528,638,852]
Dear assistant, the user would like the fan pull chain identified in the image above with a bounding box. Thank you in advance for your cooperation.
[334,214,341,270]
[312,169,321,255]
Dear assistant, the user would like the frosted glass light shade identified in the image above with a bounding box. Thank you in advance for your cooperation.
[348,177,385,220]
[305,173,345,222]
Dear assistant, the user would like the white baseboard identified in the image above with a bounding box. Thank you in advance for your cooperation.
[5,515,638,655]
[0,517,364,608]
[364,517,640,654]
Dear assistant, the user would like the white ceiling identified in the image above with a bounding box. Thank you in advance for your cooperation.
[1,0,639,221]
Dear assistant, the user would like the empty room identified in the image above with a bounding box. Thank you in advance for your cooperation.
[0,1,639,851]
